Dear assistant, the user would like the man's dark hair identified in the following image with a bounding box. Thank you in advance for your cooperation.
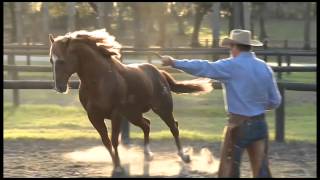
[235,44,251,51]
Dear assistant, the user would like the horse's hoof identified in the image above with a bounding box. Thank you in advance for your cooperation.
[111,166,127,177]
[144,152,154,161]
[181,154,191,163]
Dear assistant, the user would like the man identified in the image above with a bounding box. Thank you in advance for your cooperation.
[160,29,281,178]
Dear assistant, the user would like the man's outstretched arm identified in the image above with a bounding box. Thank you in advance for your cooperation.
[161,55,233,81]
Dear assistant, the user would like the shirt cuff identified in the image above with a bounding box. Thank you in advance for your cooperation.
[172,59,179,68]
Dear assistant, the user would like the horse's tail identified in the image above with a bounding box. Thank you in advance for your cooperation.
[161,70,213,94]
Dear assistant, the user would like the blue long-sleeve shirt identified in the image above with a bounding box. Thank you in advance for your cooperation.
[172,52,282,117]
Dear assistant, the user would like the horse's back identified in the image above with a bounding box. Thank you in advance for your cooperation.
[124,63,172,110]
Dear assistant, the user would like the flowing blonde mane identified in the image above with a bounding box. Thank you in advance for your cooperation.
[56,29,122,58]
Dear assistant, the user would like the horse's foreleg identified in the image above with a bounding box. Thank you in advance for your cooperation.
[110,110,123,173]
[87,112,116,165]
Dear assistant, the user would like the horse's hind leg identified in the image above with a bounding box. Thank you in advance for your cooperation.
[154,110,191,163]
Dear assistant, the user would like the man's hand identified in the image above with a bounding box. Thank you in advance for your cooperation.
[160,55,175,66]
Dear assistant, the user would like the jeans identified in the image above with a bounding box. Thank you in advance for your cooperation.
[218,115,271,178]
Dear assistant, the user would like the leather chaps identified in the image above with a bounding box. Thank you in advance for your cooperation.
[218,114,272,178]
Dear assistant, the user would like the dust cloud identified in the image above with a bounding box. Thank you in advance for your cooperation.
[63,144,220,177]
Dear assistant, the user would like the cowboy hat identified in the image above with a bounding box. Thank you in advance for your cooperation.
[220,29,263,47]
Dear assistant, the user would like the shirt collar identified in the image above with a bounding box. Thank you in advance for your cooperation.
[238,51,255,58]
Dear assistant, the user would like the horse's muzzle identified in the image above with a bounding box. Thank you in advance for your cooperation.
[54,84,68,94]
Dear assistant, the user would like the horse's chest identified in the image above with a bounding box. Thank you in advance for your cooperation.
[79,83,116,113]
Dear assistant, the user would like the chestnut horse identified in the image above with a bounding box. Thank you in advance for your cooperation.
[48,29,212,174]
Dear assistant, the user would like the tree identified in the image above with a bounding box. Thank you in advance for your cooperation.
[88,2,113,31]
[155,3,168,47]
[41,2,49,43]
[8,3,17,42]
[170,2,192,36]
[66,2,76,32]
[116,2,128,35]
[13,2,23,43]
[190,2,212,47]
[131,3,149,47]
[258,2,268,40]
[303,2,311,50]
[211,2,220,47]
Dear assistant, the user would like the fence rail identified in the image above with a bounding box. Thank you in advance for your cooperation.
[3,48,317,143]
[4,65,317,73]
[3,48,317,57]
[4,63,317,143]
[4,80,316,91]
[4,38,317,49]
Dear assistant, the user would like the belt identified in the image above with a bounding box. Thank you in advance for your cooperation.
[251,113,265,120]
[229,113,265,121]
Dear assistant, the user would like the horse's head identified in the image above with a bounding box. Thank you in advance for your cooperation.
[49,34,78,94]
[48,29,122,93]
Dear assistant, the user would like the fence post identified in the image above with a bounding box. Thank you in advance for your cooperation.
[26,37,31,65]
[275,85,285,142]
[8,54,20,107]
[283,39,288,49]
[169,39,173,48]
[147,54,152,64]
[205,39,209,48]
[121,118,130,145]
[119,55,130,145]
[284,40,291,75]
[263,39,268,62]
[277,55,282,80]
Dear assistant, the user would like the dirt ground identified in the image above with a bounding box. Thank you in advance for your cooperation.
[3,139,316,178]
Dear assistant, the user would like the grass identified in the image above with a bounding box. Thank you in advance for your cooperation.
[4,86,316,143]
[4,65,316,143]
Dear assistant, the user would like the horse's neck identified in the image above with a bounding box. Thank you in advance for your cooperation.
[76,51,126,85]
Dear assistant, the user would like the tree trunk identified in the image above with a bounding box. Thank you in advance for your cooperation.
[250,14,255,38]
[243,2,250,30]
[156,16,166,47]
[211,2,220,47]
[191,7,205,47]
[117,4,125,35]
[177,18,185,35]
[132,4,148,47]
[156,3,167,47]
[303,2,311,50]
[232,2,243,29]
[75,7,80,30]
[67,2,76,32]
[42,2,49,44]
[104,2,113,32]
[9,3,17,42]
[14,2,23,43]
[259,3,267,40]
[172,8,185,35]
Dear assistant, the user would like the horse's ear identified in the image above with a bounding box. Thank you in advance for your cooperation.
[49,34,54,44]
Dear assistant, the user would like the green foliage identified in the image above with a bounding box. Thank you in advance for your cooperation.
[75,3,95,18]
[48,2,67,17]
